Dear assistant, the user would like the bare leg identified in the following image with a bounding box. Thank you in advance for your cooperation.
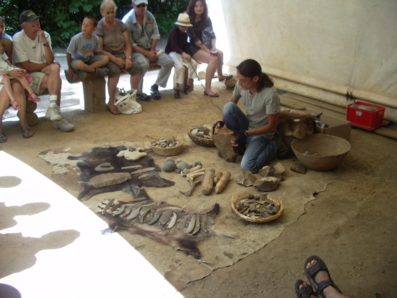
[0,77,20,109]
[12,81,33,136]
[192,50,219,96]
[130,73,141,91]
[76,57,109,73]
[216,50,230,80]
[107,76,120,114]
[0,87,10,140]
[16,77,39,101]
[40,63,62,106]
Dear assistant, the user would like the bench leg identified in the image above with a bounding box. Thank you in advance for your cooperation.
[82,77,106,112]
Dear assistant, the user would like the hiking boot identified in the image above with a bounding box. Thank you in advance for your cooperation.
[76,70,88,79]
[95,67,109,76]
[150,84,161,100]
[45,105,62,121]
[53,118,75,132]
[137,93,151,101]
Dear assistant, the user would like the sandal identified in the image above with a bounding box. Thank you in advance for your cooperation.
[304,255,342,298]
[22,128,34,139]
[204,90,219,97]
[11,100,22,111]
[0,133,7,143]
[174,89,181,99]
[28,93,40,102]
[218,75,233,82]
[295,280,317,298]
[106,105,121,115]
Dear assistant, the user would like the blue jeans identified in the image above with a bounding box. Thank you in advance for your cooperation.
[223,102,277,172]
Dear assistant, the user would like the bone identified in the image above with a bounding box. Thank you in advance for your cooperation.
[120,165,143,170]
[126,206,142,220]
[185,214,196,233]
[179,178,202,197]
[102,198,115,214]
[147,209,162,225]
[167,212,178,229]
[131,167,156,175]
[158,209,174,225]
[191,214,201,235]
[181,165,202,177]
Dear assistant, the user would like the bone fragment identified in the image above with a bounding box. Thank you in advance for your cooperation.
[201,214,208,232]
[201,168,215,195]
[126,206,142,220]
[185,214,196,233]
[167,212,178,229]
[179,178,202,197]
[102,198,115,214]
[120,205,132,217]
[131,167,156,175]
[158,209,174,225]
[121,165,143,170]
[177,215,189,230]
[214,172,223,185]
[186,171,205,181]
[192,214,201,235]
[181,165,202,177]
[112,204,126,216]
[147,209,162,225]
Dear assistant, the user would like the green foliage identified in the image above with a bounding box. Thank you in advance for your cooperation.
[0,0,189,47]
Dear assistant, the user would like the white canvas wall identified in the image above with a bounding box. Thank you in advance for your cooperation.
[209,0,397,111]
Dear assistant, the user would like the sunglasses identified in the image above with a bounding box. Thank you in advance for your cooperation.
[136,4,146,8]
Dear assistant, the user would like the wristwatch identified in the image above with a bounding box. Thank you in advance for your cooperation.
[43,42,49,47]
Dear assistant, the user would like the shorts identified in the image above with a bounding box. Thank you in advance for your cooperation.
[189,43,201,57]
[71,55,107,71]
[29,72,48,95]
[107,57,141,78]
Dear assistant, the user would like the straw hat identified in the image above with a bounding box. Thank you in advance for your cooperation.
[175,13,192,27]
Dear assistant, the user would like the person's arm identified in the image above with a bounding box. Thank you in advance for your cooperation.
[245,113,278,137]
[38,31,54,64]
[123,30,133,69]
[66,52,74,77]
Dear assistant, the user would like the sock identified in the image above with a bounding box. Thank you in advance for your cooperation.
[49,95,58,107]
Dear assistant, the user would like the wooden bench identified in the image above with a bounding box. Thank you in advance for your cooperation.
[64,63,193,113]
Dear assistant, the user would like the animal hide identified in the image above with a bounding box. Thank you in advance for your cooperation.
[68,146,175,200]
[97,193,220,259]
[277,108,316,139]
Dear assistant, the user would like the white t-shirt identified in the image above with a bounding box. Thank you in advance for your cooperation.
[12,30,52,65]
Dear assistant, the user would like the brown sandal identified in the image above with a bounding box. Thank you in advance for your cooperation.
[174,89,181,99]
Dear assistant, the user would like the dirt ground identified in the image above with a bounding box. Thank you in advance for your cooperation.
[1,72,397,298]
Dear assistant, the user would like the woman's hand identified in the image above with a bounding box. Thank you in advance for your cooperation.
[114,57,125,68]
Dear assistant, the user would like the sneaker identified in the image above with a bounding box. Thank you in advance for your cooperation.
[53,118,75,132]
[45,105,62,121]
[95,67,109,76]
[150,90,161,100]
[136,93,151,102]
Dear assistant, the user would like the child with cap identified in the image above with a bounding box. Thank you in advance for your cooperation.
[165,13,197,99]
[66,16,110,79]
[0,39,39,110]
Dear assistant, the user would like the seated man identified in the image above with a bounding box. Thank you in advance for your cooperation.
[123,0,174,100]
[212,59,280,173]
[13,10,74,132]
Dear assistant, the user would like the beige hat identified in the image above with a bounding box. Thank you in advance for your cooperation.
[175,13,192,27]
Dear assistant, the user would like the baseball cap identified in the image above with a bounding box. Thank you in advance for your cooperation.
[19,10,40,25]
[133,0,148,6]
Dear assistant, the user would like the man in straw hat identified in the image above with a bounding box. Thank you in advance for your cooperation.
[123,0,174,100]
[13,10,74,132]
[164,13,197,98]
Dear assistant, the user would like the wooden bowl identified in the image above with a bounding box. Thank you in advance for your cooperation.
[291,134,351,171]
[231,191,284,223]
[188,128,215,147]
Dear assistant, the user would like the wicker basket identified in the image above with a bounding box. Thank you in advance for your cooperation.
[188,128,215,147]
[231,191,284,223]
[146,136,184,157]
